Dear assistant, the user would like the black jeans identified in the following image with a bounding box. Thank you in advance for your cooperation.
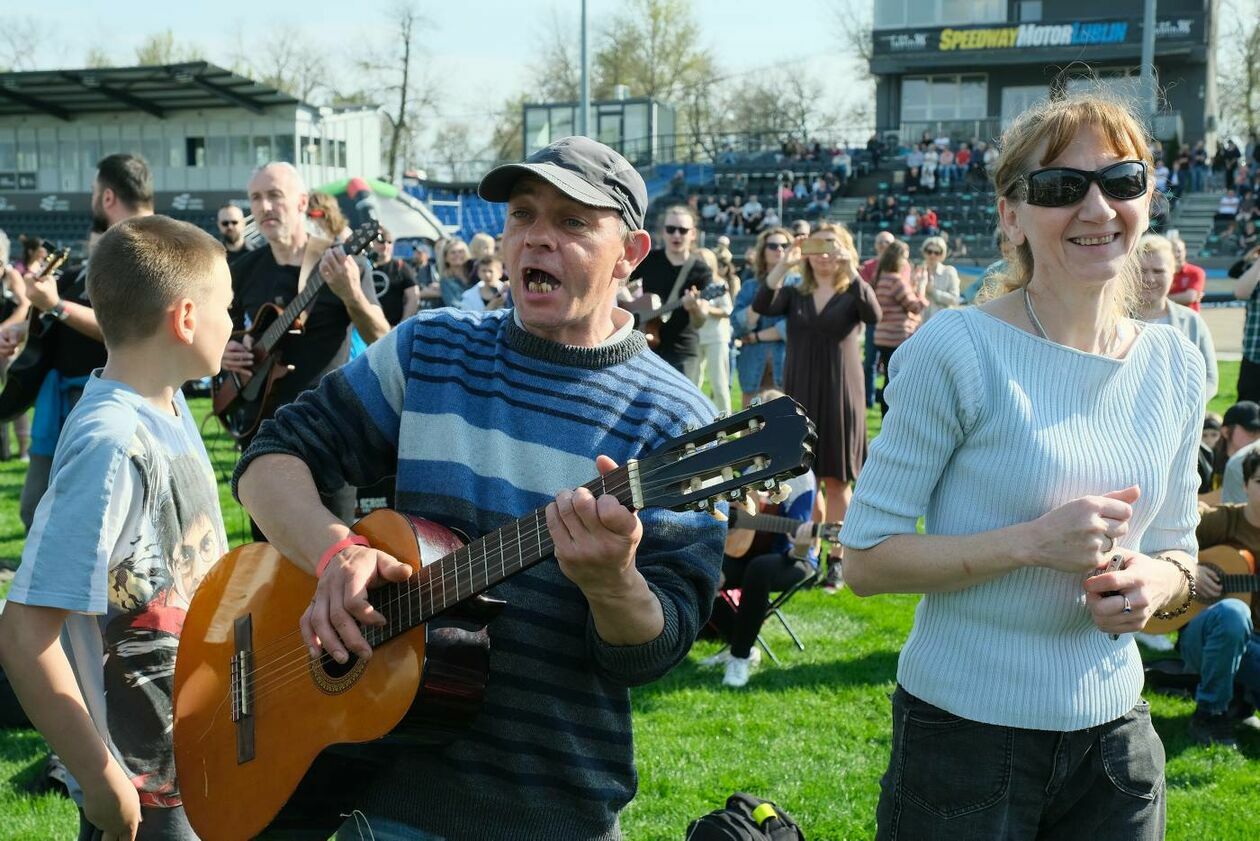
[876,687,1165,841]
[720,552,813,659]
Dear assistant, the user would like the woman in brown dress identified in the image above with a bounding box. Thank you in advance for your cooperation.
[754,222,880,588]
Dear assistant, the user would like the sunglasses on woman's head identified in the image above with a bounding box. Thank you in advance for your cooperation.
[1020,160,1149,207]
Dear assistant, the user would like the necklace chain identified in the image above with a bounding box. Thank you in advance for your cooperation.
[1022,286,1122,356]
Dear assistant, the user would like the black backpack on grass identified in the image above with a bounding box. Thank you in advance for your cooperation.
[685,792,806,840]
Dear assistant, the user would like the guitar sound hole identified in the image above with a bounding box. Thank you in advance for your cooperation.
[319,652,360,679]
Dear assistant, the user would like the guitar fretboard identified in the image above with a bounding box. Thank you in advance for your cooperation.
[361,467,633,648]
[1217,574,1260,593]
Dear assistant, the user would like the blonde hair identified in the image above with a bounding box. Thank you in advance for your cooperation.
[921,235,948,259]
[306,191,347,241]
[1138,232,1175,264]
[990,93,1155,321]
[469,232,496,260]
[798,222,857,295]
[753,226,793,281]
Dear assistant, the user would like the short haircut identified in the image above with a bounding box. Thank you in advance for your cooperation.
[476,255,502,270]
[96,153,154,210]
[87,216,225,347]
[1244,449,1260,485]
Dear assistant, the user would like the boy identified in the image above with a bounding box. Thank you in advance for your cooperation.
[0,215,233,840]
[459,255,508,312]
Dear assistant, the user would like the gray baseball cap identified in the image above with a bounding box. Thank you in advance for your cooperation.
[478,136,647,230]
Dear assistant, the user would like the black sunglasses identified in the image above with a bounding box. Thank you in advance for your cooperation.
[664,225,691,235]
[764,242,789,251]
[923,248,943,255]
[1021,160,1149,207]
[219,220,239,226]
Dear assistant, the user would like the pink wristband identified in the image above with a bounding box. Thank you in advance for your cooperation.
[315,534,370,578]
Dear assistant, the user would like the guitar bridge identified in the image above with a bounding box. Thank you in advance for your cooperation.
[230,614,255,763]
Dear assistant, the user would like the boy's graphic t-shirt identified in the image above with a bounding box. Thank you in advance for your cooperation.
[9,372,228,808]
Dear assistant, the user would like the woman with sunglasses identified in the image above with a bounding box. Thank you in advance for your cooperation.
[915,235,961,321]
[841,95,1203,840]
[754,222,880,545]
[733,228,791,408]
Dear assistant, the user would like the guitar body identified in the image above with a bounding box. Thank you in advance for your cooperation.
[624,293,664,349]
[1143,545,1255,635]
[173,509,498,841]
[211,303,295,440]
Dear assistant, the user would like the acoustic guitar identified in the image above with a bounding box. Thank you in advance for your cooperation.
[210,220,381,440]
[728,507,842,544]
[1143,544,1257,635]
[173,396,817,840]
[626,281,727,349]
[0,247,72,417]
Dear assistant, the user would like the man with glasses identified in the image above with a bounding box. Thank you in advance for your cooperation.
[368,225,419,326]
[217,203,250,263]
[630,205,714,383]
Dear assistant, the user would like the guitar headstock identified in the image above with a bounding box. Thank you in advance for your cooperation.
[628,396,815,513]
[341,220,383,258]
[39,248,71,278]
[700,282,727,302]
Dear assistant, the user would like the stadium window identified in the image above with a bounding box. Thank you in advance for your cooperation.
[81,138,100,172]
[274,134,295,164]
[902,75,989,122]
[142,137,164,170]
[874,0,1003,28]
[337,140,347,168]
[186,137,206,167]
[0,135,16,171]
[253,136,273,167]
[525,107,549,152]
[231,135,251,167]
[207,136,228,167]
[15,138,36,172]
[58,140,79,172]
[1018,1,1042,21]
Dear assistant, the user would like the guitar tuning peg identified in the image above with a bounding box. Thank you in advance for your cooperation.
[694,498,711,512]
[726,488,744,501]
[768,483,791,504]
[715,411,730,420]
[748,397,762,407]
[683,422,697,433]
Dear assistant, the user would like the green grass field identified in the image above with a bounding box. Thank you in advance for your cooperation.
[0,365,1256,840]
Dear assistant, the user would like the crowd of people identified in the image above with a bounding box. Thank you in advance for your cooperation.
[0,91,1258,841]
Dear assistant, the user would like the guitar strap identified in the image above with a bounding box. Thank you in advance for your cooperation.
[663,255,697,321]
[293,235,333,330]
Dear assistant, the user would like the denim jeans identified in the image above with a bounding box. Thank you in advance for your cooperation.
[734,340,785,395]
[1178,599,1260,714]
[863,323,877,408]
[876,687,1165,841]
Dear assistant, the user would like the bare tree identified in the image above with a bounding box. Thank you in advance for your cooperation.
[527,5,583,102]
[247,27,330,103]
[1218,0,1260,138]
[84,47,114,68]
[0,17,41,71]
[428,122,476,181]
[832,0,874,81]
[134,30,202,65]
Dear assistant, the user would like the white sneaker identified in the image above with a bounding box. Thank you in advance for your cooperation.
[1134,632,1175,652]
[700,647,760,668]
[723,656,753,688]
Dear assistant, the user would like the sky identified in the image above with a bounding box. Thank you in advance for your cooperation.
[9,0,869,156]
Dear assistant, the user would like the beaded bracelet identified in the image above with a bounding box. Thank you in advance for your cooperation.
[1151,555,1198,620]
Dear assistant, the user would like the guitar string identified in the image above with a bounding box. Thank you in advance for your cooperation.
[240,464,779,706]
[239,468,713,702]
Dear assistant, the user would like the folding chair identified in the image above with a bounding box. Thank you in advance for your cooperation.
[712,564,820,666]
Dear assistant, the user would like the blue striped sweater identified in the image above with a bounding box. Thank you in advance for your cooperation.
[233,308,723,840]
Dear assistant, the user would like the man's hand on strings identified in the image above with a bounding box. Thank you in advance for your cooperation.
[549,455,644,600]
[301,542,412,664]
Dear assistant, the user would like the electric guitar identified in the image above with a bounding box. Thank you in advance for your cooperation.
[173,396,816,841]
[1144,544,1257,635]
[626,281,727,349]
[211,220,382,440]
[0,247,73,419]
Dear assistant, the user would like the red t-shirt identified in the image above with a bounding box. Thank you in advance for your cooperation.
[1170,262,1206,312]
[956,148,972,166]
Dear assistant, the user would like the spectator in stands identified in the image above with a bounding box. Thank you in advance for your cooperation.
[1236,250,1260,402]
[778,182,793,204]
[714,195,732,231]
[920,206,939,235]
[1168,160,1185,204]
[1217,189,1241,221]
[217,203,250,262]
[701,194,719,224]
[754,222,880,591]
[955,143,972,183]
[1168,235,1206,312]
[902,207,919,237]
[410,245,442,310]
[921,144,939,192]
[1155,160,1170,194]
[733,228,790,408]
[916,236,962,321]
[460,255,508,313]
[741,194,765,233]
[369,225,419,326]
[634,205,714,381]
[762,206,781,230]
[856,194,879,223]
[834,147,852,184]
[439,238,472,305]
[1192,140,1210,192]
[1225,139,1243,189]
[793,179,808,200]
[905,167,922,196]
[0,229,30,460]
[939,145,956,191]
[807,178,831,217]
[860,230,896,409]
[982,142,999,174]
[906,143,925,173]
[867,132,882,169]
[880,195,900,226]
[872,240,925,416]
[1240,220,1259,253]
[1137,234,1217,403]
